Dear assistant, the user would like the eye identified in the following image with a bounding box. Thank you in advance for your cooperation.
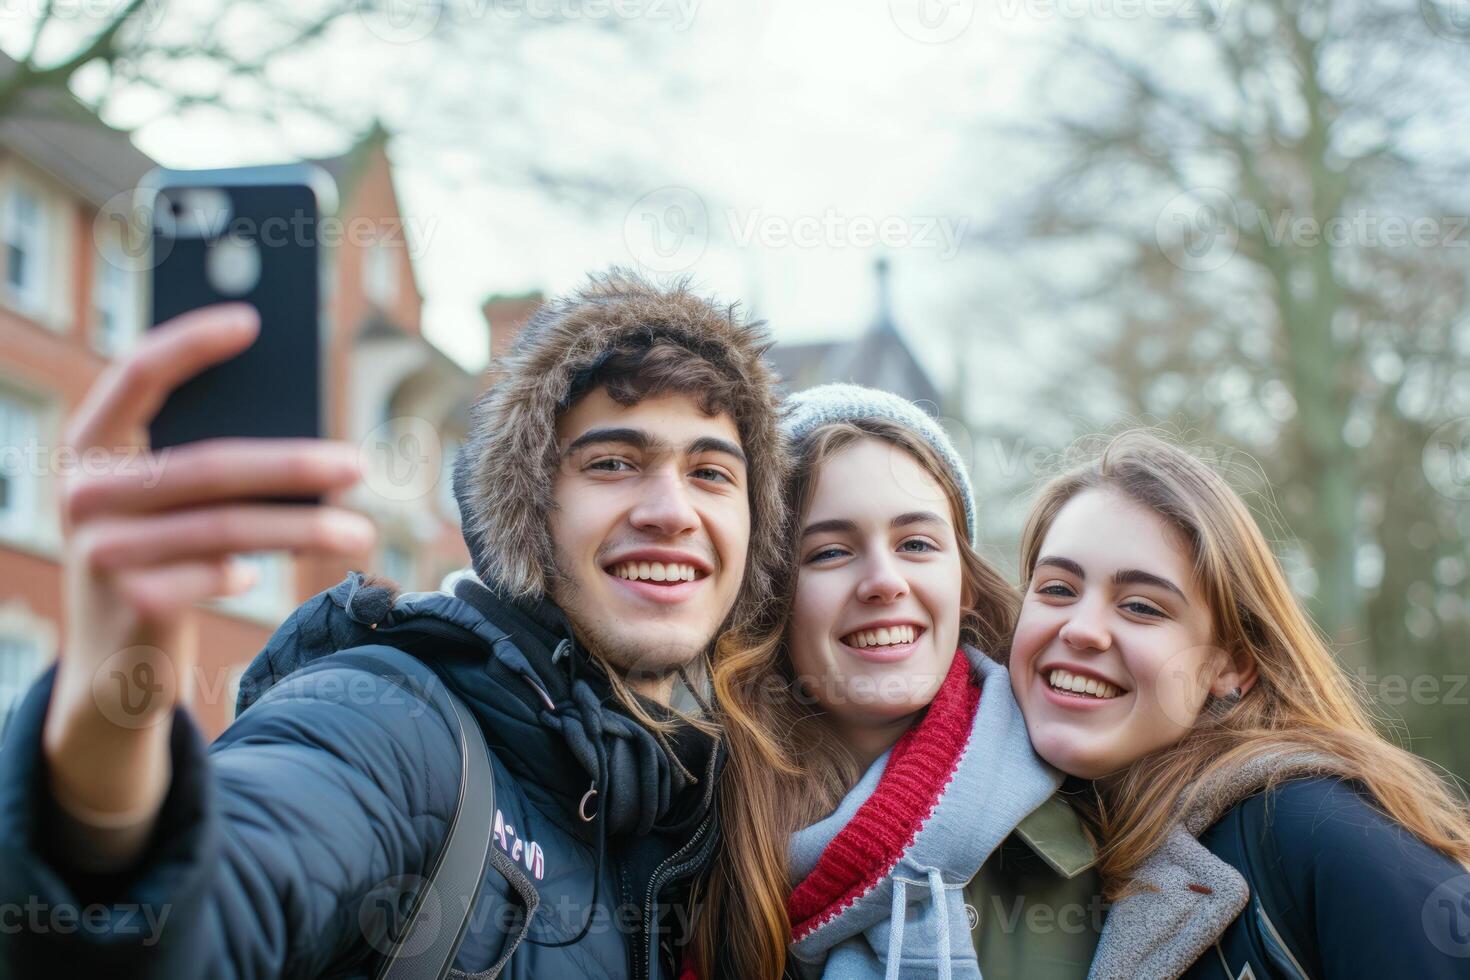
[691,466,732,484]
[587,457,634,473]
[1122,599,1166,618]
[806,546,849,564]
[1036,580,1076,599]
[897,538,938,554]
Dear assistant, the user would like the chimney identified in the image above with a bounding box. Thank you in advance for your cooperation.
[481,291,544,365]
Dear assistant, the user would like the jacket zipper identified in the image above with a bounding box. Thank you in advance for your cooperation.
[638,813,714,980]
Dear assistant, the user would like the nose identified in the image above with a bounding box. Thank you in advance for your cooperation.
[1059,598,1112,654]
[856,552,909,604]
[628,464,701,538]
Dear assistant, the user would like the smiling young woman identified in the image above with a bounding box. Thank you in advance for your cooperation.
[1010,430,1470,978]
[690,386,1098,980]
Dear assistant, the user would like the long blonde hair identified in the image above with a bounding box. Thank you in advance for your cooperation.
[692,418,1019,979]
[1020,430,1470,898]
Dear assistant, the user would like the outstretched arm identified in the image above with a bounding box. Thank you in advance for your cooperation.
[1,647,464,980]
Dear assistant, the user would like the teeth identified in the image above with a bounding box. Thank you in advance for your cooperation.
[843,625,918,648]
[1047,669,1121,699]
[613,561,698,583]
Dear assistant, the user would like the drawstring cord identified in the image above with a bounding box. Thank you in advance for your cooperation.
[527,636,609,949]
[527,746,608,948]
[884,868,953,980]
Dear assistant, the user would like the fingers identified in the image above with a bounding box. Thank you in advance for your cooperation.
[65,304,260,452]
[64,439,363,526]
[78,505,377,573]
[113,559,259,623]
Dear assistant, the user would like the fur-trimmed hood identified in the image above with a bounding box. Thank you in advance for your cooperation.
[452,268,787,634]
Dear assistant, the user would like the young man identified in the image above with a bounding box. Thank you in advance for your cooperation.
[0,270,785,978]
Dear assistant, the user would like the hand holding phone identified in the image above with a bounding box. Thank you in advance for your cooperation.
[40,307,373,872]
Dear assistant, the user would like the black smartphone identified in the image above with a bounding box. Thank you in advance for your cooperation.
[142,165,337,464]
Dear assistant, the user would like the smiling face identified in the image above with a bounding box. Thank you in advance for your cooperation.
[548,388,751,698]
[788,437,965,753]
[1009,487,1254,780]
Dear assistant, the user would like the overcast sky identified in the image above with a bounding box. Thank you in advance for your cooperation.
[4,0,1081,384]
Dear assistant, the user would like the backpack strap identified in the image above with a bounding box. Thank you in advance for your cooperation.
[309,647,498,980]
[1232,786,1318,980]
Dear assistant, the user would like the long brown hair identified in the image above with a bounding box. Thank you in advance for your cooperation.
[692,418,1019,979]
[1020,430,1470,898]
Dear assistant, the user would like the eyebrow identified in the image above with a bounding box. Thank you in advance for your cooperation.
[1034,555,1085,579]
[1034,555,1189,605]
[801,511,948,538]
[562,427,747,467]
[1113,569,1189,605]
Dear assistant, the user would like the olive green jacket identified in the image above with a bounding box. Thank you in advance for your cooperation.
[966,793,1104,980]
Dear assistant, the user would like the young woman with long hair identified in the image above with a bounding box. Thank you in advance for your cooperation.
[1008,429,1470,978]
[690,385,1100,979]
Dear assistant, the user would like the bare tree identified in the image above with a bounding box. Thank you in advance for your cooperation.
[970,0,1470,775]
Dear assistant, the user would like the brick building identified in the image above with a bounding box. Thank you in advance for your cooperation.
[0,55,539,740]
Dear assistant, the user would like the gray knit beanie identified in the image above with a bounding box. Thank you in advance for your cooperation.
[779,383,976,543]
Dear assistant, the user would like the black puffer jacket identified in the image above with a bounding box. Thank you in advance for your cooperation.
[0,573,720,979]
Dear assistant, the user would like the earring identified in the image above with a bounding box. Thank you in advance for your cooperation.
[1225,686,1243,703]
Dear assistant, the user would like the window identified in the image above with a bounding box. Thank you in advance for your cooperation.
[3,186,46,313]
[93,242,139,356]
[0,632,43,742]
[0,393,38,541]
[363,241,399,309]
